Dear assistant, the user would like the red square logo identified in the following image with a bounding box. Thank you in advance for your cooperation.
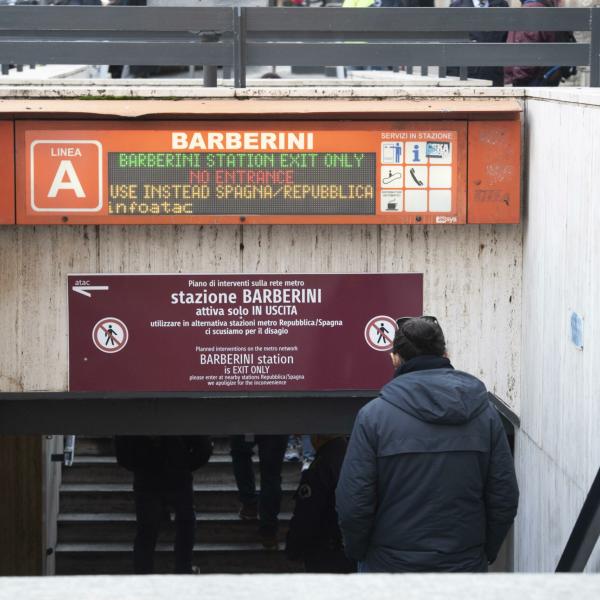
[30,140,102,213]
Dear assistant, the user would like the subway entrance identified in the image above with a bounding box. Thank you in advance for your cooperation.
[1,99,522,576]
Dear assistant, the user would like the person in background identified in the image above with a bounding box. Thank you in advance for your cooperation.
[342,0,377,8]
[505,0,571,87]
[336,316,519,572]
[448,0,509,87]
[301,434,316,470]
[381,1,434,6]
[106,0,147,79]
[230,434,288,549]
[52,0,102,5]
[286,435,356,573]
[285,434,316,471]
[115,435,212,574]
[285,435,303,462]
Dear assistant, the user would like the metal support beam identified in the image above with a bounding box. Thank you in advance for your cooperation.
[234,6,247,89]
[591,8,600,87]
[0,392,373,436]
[556,467,600,572]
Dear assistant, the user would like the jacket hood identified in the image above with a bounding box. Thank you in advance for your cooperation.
[380,367,489,425]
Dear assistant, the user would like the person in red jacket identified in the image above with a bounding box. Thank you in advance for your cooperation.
[505,0,563,87]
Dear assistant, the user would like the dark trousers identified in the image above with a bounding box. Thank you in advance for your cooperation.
[133,482,195,574]
[230,435,288,535]
[304,548,357,574]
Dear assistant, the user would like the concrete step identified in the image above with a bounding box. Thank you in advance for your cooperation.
[62,455,302,485]
[59,483,297,514]
[75,436,233,457]
[75,436,115,457]
[55,542,304,575]
[57,512,292,544]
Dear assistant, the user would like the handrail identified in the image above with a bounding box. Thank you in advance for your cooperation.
[0,6,599,87]
[556,466,600,572]
[488,392,520,430]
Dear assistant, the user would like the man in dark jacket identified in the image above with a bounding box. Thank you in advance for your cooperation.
[286,435,356,573]
[505,0,565,87]
[336,316,518,572]
[448,0,509,87]
[115,436,212,574]
[230,434,288,549]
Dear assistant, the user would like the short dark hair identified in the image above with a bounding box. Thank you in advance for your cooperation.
[393,317,446,361]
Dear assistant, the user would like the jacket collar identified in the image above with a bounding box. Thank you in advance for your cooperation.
[394,355,453,378]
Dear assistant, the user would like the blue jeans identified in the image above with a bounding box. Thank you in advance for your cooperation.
[230,435,288,535]
[301,434,315,461]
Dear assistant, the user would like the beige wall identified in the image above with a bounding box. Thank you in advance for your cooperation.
[0,223,522,408]
[515,89,600,572]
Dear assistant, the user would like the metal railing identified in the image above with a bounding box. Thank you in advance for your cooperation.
[0,6,598,87]
[556,466,600,572]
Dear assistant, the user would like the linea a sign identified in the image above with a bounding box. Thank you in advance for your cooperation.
[68,273,423,393]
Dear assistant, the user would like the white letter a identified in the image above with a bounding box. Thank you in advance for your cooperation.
[48,160,85,198]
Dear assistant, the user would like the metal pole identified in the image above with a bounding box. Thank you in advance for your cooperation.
[591,8,600,88]
[233,6,247,90]
[201,33,219,88]
[556,466,600,571]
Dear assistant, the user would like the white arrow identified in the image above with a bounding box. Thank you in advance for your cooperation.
[72,285,109,298]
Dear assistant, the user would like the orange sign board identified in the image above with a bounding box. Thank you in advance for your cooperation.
[467,120,521,224]
[0,121,15,224]
[16,120,468,225]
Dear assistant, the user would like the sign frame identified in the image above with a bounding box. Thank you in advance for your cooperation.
[67,272,423,393]
[0,121,15,224]
[17,120,468,226]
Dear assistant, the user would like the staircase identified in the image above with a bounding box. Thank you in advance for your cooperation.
[55,437,303,574]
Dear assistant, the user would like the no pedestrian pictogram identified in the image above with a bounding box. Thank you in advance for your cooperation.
[364,315,397,352]
[92,317,129,354]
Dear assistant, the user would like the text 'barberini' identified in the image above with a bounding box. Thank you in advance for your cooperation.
[171,131,315,151]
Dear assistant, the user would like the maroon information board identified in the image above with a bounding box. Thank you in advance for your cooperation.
[68,274,423,393]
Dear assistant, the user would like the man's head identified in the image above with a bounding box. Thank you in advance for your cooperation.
[391,316,446,368]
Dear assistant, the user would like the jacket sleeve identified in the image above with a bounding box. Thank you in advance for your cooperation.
[484,416,519,563]
[335,406,378,562]
[114,436,137,471]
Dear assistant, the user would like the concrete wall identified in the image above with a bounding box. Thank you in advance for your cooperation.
[1,573,600,600]
[0,223,522,407]
[515,88,600,572]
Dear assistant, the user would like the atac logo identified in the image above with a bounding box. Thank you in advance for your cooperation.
[30,140,103,213]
